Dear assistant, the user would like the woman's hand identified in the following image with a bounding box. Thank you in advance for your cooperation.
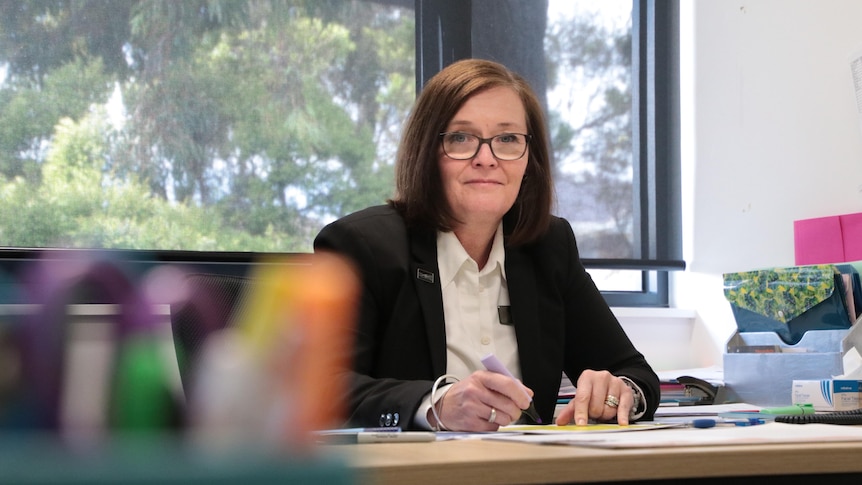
[555,370,634,426]
[428,370,534,432]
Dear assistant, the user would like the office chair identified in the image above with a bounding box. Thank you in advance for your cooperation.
[170,273,252,397]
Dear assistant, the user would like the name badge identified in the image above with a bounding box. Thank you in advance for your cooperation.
[497,306,513,325]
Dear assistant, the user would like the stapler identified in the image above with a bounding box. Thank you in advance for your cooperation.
[675,376,727,405]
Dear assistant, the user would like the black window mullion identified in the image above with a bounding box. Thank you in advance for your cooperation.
[415,0,472,92]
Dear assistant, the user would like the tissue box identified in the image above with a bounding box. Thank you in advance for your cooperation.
[792,379,862,411]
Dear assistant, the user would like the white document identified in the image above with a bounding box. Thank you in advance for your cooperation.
[485,422,862,449]
[653,402,760,418]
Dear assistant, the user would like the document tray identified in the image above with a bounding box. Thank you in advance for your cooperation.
[723,329,847,406]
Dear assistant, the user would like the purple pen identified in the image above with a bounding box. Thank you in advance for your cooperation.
[481,353,542,424]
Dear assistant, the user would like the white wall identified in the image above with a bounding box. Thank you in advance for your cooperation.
[672,0,862,364]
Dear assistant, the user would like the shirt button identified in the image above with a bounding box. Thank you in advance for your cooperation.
[481,336,491,345]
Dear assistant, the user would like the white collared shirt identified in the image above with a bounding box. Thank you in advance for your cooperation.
[413,223,647,428]
[436,224,520,380]
[414,224,520,428]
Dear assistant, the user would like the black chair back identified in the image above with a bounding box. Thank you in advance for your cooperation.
[170,273,252,396]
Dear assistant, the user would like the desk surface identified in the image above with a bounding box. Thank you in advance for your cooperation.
[326,436,862,484]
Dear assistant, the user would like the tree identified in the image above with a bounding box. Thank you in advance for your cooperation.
[0,57,112,181]
[0,1,135,84]
[544,5,634,259]
[0,0,415,252]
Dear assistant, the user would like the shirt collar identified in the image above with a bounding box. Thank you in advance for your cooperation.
[487,224,506,279]
[437,223,506,286]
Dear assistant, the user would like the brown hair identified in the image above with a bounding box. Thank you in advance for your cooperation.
[388,58,553,246]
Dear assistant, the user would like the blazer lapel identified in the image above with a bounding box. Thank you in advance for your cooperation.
[505,246,542,387]
[409,227,447,376]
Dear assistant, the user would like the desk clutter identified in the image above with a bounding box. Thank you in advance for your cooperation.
[657,263,862,413]
[0,251,358,481]
[720,263,862,407]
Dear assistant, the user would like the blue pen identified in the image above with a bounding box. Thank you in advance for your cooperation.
[692,418,765,428]
[481,353,543,424]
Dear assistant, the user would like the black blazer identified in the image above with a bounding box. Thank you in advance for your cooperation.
[314,205,660,429]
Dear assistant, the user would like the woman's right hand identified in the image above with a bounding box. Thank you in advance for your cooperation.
[428,370,534,431]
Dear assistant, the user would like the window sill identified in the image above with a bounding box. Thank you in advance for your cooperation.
[611,307,699,372]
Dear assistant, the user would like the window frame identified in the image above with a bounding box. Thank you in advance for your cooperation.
[416,0,682,307]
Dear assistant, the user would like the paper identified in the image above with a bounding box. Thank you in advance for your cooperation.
[653,402,760,418]
[845,346,862,379]
[498,423,678,434]
[486,422,862,449]
[654,366,724,386]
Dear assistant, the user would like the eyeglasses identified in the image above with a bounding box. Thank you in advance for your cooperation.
[439,132,531,161]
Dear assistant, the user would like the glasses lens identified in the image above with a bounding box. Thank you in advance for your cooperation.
[441,133,528,160]
[491,134,527,160]
[441,133,479,159]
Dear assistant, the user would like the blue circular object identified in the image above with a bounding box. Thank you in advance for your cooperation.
[692,419,717,428]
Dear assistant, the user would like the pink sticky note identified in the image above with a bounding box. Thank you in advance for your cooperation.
[794,216,844,265]
[840,213,862,263]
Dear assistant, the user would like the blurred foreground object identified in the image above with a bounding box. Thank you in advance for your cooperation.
[188,252,360,450]
[0,251,357,483]
[0,252,182,442]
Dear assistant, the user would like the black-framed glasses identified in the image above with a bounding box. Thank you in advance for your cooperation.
[439,132,531,161]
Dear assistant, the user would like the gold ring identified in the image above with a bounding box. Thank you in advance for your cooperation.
[488,408,497,423]
[605,395,620,408]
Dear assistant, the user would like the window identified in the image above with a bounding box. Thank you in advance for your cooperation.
[418,0,682,305]
[0,0,680,305]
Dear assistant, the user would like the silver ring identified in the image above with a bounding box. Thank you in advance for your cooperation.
[604,395,620,408]
[488,408,497,423]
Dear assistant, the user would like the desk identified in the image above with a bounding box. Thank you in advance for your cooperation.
[326,437,862,484]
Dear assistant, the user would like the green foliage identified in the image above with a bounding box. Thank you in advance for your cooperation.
[0,0,414,252]
[0,57,112,180]
[0,109,305,251]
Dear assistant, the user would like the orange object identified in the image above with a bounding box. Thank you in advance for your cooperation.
[233,252,360,449]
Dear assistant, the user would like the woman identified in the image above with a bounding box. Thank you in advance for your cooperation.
[314,58,659,431]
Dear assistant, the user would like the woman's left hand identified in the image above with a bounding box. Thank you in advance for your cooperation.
[554,370,634,426]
